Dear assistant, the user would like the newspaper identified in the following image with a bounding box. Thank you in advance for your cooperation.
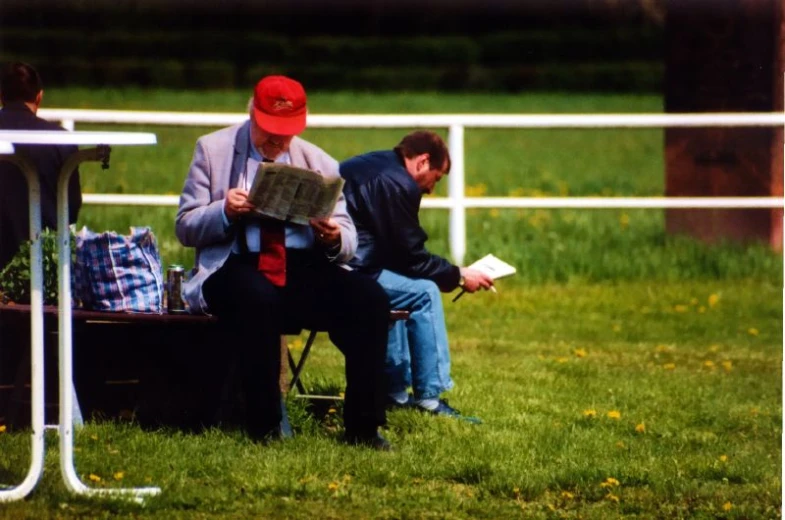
[247,163,345,225]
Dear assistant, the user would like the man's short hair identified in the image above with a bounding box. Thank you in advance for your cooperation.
[0,62,42,105]
[394,130,451,173]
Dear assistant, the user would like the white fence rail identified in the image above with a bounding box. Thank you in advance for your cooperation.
[39,108,785,264]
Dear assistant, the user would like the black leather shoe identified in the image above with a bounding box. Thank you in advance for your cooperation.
[248,398,294,444]
[249,424,291,444]
[343,431,393,451]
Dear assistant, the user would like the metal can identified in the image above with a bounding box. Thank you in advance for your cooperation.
[166,265,186,314]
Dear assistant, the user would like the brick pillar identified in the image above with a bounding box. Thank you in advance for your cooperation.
[665,0,783,249]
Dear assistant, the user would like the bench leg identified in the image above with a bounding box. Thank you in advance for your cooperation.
[288,330,317,394]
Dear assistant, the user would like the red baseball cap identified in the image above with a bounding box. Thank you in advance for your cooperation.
[252,75,307,136]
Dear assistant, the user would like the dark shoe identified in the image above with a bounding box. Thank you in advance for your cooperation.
[386,393,415,410]
[249,398,294,444]
[249,424,290,444]
[419,399,483,424]
[344,431,393,451]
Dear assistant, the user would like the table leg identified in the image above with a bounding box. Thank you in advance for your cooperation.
[56,147,160,500]
[0,154,46,502]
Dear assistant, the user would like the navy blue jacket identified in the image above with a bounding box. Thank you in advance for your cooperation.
[0,102,82,269]
[340,150,460,291]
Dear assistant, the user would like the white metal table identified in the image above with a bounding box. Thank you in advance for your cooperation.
[0,130,159,502]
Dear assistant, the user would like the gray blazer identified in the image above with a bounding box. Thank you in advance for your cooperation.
[175,120,357,314]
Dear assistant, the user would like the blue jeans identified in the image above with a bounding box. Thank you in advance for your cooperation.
[376,269,454,400]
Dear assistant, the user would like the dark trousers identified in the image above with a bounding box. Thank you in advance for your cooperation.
[203,250,390,437]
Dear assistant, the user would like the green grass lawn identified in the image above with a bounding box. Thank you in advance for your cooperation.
[0,281,780,519]
[0,90,781,518]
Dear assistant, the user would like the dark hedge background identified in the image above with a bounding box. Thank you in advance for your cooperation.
[0,0,664,92]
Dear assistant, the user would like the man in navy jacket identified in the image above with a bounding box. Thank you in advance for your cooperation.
[0,61,82,270]
[340,130,493,421]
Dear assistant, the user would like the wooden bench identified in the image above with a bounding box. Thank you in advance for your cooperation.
[0,303,409,429]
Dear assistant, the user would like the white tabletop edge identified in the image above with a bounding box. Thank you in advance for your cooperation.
[0,130,157,146]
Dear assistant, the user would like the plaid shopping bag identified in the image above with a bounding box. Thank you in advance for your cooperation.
[74,226,164,313]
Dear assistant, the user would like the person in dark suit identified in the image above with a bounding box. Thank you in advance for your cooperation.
[176,75,392,449]
[0,61,82,270]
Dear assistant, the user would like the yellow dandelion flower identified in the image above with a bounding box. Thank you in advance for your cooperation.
[723,502,732,511]
[561,491,574,499]
[583,409,597,418]
[719,455,728,462]
[655,344,671,353]
[748,328,759,336]
[328,481,340,491]
[708,344,720,352]
[339,392,345,398]
[528,216,542,228]
[721,360,733,372]
[604,477,620,487]
[88,474,101,483]
[663,363,676,370]
[673,305,689,313]
[606,493,620,503]
[0,425,6,433]
[573,348,587,358]
[328,407,337,414]
[290,337,303,351]
[635,423,646,434]
[619,213,630,229]
[698,306,706,313]
[708,294,720,307]
[607,410,621,420]
[89,434,98,441]
[489,209,500,219]
[703,360,715,369]
[556,356,569,363]
[616,441,626,449]
[465,184,487,197]
[512,486,520,495]
[113,472,124,481]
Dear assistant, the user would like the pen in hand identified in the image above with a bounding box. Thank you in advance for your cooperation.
[453,285,497,303]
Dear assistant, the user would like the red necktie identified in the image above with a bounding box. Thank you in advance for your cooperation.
[256,158,286,286]
[258,219,286,287]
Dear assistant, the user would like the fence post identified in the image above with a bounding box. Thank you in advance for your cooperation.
[447,124,466,265]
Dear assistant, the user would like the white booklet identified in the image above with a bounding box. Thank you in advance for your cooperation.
[247,163,345,225]
[468,253,517,280]
[453,254,516,302]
